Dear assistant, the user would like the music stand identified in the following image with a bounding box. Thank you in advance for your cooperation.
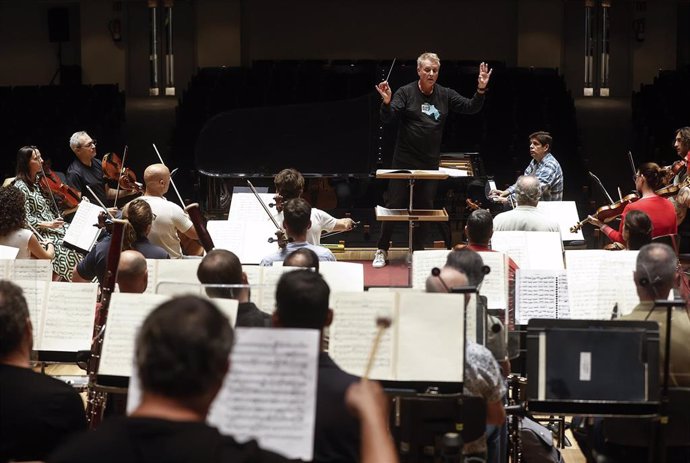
[389,392,486,463]
[375,169,449,263]
[526,319,660,416]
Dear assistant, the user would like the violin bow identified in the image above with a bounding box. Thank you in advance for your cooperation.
[113,145,128,209]
[27,222,49,246]
[86,185,116,219]
[628,151,637,182]
[246,180,283,230]
[152,143,186,209]
[38,163,62,219]
[588,171,615,204]
[320,221,361,239]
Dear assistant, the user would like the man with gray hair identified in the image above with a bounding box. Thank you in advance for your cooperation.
[626,243,690,386]
[66,131,138,205]
[492,175,560,232]
[372,53,492,268]
[573,243,690,461]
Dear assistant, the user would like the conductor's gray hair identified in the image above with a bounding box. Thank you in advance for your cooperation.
[515,175,541,205]
[636,243,677,288]
[69,131,89,150]
[417,52,440,68]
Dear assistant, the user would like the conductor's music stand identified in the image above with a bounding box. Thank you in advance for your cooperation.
[375,169,449,263]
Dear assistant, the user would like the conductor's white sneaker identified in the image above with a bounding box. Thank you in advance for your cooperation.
[372,249,388,268]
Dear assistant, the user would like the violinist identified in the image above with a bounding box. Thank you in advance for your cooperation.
[12,146,82,280]
[588,162,677,244]
[72,199,168,285]
[669,127,690,224]
[66,131,138,206]
[138,163,199,258]
[621,210,653,251]
[0,185,55,260]
[273,168,355,245]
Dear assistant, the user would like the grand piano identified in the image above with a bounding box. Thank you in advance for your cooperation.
[194,93,485,246]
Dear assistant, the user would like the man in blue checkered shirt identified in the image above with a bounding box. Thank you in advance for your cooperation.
[489,131,563,205]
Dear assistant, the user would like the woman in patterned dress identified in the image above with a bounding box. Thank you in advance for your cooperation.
[13,146,82,280]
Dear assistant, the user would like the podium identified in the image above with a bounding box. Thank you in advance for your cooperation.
[375,169,449,261]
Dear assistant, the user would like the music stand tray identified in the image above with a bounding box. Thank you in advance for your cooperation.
[375,170,449,262]
[526,319,660,416]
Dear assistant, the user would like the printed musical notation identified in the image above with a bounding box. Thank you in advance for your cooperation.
[208,328,319,461]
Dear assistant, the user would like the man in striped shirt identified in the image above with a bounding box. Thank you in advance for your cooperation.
[490,131,563,205]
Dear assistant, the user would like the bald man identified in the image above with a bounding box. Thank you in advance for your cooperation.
[117,250,148,293]
[492,175,560,232]
[138,164,198,258]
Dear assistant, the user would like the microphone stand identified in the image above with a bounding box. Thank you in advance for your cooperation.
[648,298,683,463]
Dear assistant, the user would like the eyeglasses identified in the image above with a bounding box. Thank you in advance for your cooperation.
[632,173,640,182]
[79,140,97,148]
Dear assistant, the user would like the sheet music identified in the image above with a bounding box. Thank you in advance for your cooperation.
[39,282,98,352]
[209,298,239,328]
[396,293,464,382]
[255,266,293,314]
[62,200,103,253]
[0,245,19,259]
[516,269,569,324]
[99,293,171,377]
[146,259,202,295]
[477,252,509,309]
[208,328,319,461]
[319,261,364,294]
[536,201,584,241]
[211,193,279,264]
[329,292,396,380]
[438,166,469,177]
[411,250,449,289]
[6,259,53,282]
[491,231,564,269]
[14,280,48,347]
[566,250,639,319]
[466,293,479,345]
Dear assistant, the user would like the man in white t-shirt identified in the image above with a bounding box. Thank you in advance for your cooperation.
[273,168,354,245]
[137,164,199,258]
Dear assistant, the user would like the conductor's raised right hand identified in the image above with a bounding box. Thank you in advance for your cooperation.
[375,81,392,105]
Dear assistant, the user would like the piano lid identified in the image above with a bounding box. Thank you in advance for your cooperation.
[195,94,379,178]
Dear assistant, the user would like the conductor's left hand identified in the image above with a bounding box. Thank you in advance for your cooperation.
[478,62,492,89]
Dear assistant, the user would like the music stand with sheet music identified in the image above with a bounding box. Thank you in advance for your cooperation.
[382,287,482,462]
[526,319,660,416]
[375,169,449,264]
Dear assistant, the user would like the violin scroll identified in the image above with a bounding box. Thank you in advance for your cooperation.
[102,152,144,194]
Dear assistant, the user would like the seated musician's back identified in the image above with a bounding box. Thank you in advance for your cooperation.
[272,270,360,463]
[0,280,87,462]
[49,296,288,463]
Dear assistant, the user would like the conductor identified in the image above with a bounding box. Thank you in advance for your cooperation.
[373,53,491,268]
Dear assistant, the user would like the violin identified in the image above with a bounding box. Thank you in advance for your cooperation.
[38,166,81,209]
[102,152,144,194]
[270,194,285,212]
[570,193,639,233]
